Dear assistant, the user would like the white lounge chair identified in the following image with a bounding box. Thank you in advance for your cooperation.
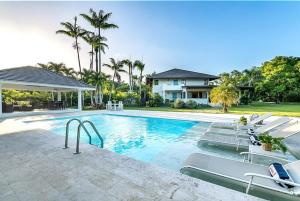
[181,153,300,200]
[198,117,292,150]
[206,117,291,137]
[239,121,300,163]
[210,113,272,130]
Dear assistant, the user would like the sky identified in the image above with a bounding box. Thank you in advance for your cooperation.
[1,1,300,80]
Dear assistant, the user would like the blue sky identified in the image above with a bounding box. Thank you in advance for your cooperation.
[1,1,300,78]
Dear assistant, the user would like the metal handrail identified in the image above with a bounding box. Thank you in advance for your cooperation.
[81,120,104,148]
[65,118,92,149]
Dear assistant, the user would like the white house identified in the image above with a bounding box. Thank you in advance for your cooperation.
[149,68,218,105]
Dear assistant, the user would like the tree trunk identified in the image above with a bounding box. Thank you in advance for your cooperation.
[128,66,132,92]
[90,45,94,70]
[109,71,116,101]
[98,28,101,73]
[97,28,103,104]
[139,70,142,97]
[95,49,99,72]
[223,104,228,113]
[75,37,82,78]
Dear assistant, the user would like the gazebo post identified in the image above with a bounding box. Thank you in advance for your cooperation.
[57,92,62,101]
[78,89,82,111]
[0,83,2,116]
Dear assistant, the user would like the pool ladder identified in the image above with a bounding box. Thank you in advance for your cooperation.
[64,118,104,154]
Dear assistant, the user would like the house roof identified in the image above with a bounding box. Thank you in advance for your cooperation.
[0,66,94,90]
[151,68,218,79]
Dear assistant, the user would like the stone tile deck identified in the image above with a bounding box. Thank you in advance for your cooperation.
[0,129,264,201]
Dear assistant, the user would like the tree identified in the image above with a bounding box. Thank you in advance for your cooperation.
[37,62,76,78]
[122,59,135,92]
[82,32,108,71]
[80,9,118,73]
[134,60,145,97]
[89,71,111,104]
[56,17,86,77]
[103,58,126,101]
[210,85,239,113]
[258,56,300,103]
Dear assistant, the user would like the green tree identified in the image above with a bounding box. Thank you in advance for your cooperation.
[210,85,239,113]
[259,56,300,103]
[80,9,118,73]
[56,17,86,76]
[122,59,134,92]
[134,60,145,97]
[103,58,126,101]
[82,32,108,71]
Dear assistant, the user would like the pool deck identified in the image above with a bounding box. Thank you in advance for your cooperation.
[0,110,267,201]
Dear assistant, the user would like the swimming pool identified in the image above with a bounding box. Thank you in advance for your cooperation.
[36,113,261,170]
[36,114,213,170]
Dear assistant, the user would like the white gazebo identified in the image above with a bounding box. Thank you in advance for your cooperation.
[0,66,95,118]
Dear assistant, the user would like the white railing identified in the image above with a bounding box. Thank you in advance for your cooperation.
[162,84,183,91]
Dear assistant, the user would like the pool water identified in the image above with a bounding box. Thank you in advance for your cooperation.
[38,114,247,170]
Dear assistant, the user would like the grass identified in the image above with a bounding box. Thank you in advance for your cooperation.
[126,102,300,117]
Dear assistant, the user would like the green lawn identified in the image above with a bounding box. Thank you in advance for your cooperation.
[126,102,300,117]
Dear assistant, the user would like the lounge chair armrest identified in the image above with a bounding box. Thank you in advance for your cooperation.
[244,172,300,188]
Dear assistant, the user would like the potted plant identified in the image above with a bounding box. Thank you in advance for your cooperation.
[258,132,287,153]
[239,116,248,126]
[3,97,14,113]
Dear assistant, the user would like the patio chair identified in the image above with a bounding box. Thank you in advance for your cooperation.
[180,153,300,200]
[198,117,292,150]
[106,101,112,110]
[206,117,291,138]
[210,113,272,130]
[118,101,123,111]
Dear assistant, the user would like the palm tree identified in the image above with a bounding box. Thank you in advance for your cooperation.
[48,62,66,74]
[90,71,111,103]
[80,9,118,73]
[62,67,77,78]
[103,58,126,101]
[210,85,239,113]
[134,60,145,97]
[37,63,51,71]
[56,17,86,76]
[82,32,108,71]
[122,59,134,92]
[37,62,66,74]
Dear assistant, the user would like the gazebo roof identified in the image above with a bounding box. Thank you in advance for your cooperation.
[0,66,95,91]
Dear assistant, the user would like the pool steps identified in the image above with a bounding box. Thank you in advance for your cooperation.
[64,118,104,154]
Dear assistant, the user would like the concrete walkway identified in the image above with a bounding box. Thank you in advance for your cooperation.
[0,129,264,201]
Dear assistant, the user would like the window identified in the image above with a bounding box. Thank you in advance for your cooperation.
[191,92,198,98]
[173,80,179,85]
[154,80,159,85]
[172,92,177,99]
[204,79,208,85]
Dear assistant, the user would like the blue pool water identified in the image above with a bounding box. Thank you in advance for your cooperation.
[41,114,211,170]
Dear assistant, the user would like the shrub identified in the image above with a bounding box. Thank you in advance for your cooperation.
[283,91,300,102]
[173,99,185,108]
[239,116,248,125]
[185,100,198,109]
[152,94,163,106]
[240,95,250,105]
[146,93,163,107]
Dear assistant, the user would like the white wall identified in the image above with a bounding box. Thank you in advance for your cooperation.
[152,78,209,103]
